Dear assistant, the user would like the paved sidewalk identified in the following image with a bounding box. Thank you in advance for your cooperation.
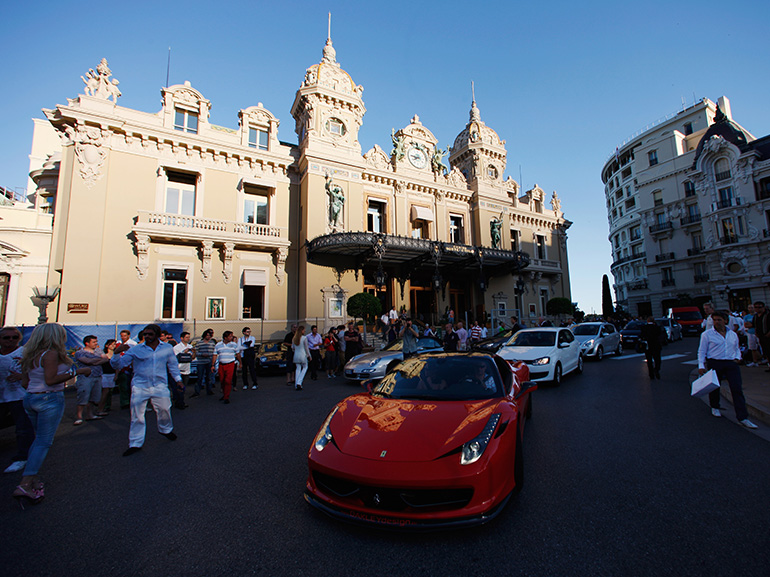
[722,365,770,425]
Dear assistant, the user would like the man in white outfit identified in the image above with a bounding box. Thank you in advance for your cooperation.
[112,324,182,456]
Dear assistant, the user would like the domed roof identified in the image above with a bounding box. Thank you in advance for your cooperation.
[299,38,363,99]
[452,100,504,151]
[692,104,750,168]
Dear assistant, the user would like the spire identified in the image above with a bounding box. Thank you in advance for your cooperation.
[322,12,337,64]
[469,80,481,122]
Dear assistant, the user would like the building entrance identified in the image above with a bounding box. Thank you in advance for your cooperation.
[409,282,434,324]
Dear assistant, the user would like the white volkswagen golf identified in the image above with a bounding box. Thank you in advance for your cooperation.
[497,327,583,385]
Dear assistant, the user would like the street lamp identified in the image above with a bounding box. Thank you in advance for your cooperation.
[32,286,59,324]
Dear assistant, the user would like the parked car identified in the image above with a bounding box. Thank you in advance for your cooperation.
[344,336,444,382]
[256,341,289,373]
[620,321,646,350]
[655,318,683,342]
[572,322,622,360]
[497,327,583,384]
[471,328,515,354]
[305,353,535,529]
[670,306,704,336]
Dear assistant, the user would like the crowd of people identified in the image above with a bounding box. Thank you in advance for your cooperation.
[2,301,765,507]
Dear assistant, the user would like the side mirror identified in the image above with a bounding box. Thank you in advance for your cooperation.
[515,380,538,400]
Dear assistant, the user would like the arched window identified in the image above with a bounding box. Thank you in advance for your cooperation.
[714,158,731,181]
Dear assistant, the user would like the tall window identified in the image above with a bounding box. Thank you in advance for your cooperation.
[248,127,268,150]
[165,171,196,216]
[449,215,464,244]
[684,181,695,197]
[242,270,266,319]
[653,190,663,206]
[683,122,693,136]
[721,218,736,242]
[412,221,429,239]
[539,289,549,315]
[511,229,520,251]
[161,269,187,319]
[535,235,547,260]
[648,150,658,166]
[367,200,386,233]
[174,108,198,134]
[244,185,270,225]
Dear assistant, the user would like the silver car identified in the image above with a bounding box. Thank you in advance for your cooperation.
[344,336,444,381]
[655,318,683,343]
[572,322,622,361]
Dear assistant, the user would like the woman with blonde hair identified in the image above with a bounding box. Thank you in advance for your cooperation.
[292,325,311,391]
[14,323,91,507]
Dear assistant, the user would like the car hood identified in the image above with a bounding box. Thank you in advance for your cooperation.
[329,394,501,462]
[498,345,556,361]
[573,335,597,344]
[346,350,401,368]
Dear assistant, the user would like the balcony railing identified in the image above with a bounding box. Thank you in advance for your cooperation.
[720,234,739,246]
[661,278,676,287]
[687,247,704,256]
[649,222,673,233]
[694,274,709,283]
[715,170,732,181]
[656,252,675,262]
[530,258,561,269]
[133,211,289,248]
[712,197,743,211]
[680,214,701,225]
[628,280,648,291]
[613,252,646,266]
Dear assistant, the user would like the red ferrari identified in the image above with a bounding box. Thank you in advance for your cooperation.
[305,353,536,529]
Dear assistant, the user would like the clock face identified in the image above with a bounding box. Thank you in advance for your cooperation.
[407,146,428,169]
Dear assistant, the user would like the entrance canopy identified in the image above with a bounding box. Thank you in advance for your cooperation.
[306,232,529,286]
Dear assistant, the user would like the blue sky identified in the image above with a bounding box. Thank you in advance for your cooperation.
[2,0,768,313]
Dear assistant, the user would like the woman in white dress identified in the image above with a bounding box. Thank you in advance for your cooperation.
[292,325,311,391]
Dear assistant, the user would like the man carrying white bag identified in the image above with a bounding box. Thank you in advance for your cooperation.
[696,310,758,429]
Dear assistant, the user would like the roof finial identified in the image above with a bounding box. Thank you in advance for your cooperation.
[469,81,481,122]
[322,12,337,64]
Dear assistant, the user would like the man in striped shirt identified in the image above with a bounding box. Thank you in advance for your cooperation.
[213,331,241,405]
[192,329,216,397]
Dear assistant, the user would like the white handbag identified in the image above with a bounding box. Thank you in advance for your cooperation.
[691,369,720,397]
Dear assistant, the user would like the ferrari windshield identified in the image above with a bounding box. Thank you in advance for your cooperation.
[572,325,600,336]
[508,331,556,347]
[372,356,502,401]
[259,342,283,353]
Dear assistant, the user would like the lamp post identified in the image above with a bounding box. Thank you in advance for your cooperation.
[32,286,59,324]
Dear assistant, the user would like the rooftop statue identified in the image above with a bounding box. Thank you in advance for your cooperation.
[391,129,406,162]
[325,174,345,227]
[490,215,503,249]
[81,58,121,102]
[432,145,447,175]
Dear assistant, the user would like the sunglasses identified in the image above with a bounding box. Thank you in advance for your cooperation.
[0,335,20,340]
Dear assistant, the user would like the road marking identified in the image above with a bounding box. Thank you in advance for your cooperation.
[661,354,688,361]
[682,360,699,365]
[611,353,691,361]
[611,353,644,360]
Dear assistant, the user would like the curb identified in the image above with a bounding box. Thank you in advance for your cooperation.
[721,385,770,426]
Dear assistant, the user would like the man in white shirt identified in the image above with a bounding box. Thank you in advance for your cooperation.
[238,327,258,390]
[212,331,241,404]
[307,325,324,380]
[456,322,468,351]
[697,310,757,428]
[701,302,715,331]
[172,332,195,408]
[388,306,398,326]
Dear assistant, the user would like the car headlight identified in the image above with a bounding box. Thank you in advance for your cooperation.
[368,358,382,367]
[313,407,338,452]
[531,357,550,366]
[582,339,594,349]
[461,414,501,465]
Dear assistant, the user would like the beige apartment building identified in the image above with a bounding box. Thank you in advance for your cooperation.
[25,39,572,337]
[603,96,770,317]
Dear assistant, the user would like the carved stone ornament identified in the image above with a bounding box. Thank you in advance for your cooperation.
[80,58,121,102]
[394,180,406,196]
[736,156,756,184]
[703,135,728,156]
[550,192,561,214]
[222,242,235,284]
[325,174,345,230]
[363,144,391,170]
[273,247,288,285]
[200,240,214,282]
[718,248,748,273]
[445,166,467,189]
[64,124,109,188]
[135,234,150,280]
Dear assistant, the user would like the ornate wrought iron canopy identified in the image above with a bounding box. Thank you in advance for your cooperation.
[306,232,530,287]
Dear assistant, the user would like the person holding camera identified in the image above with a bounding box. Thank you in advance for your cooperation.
[400,318,419,358]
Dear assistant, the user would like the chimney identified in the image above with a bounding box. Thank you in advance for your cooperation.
[717,96,732,120]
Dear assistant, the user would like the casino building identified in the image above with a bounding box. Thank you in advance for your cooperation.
[25,36,573,336]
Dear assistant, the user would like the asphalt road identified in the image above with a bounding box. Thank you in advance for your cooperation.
[2,340,769,577]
